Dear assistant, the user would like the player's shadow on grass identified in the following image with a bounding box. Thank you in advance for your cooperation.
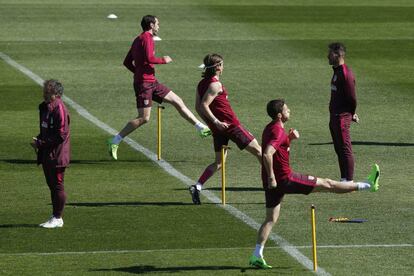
[174,187,263,192]
[0,224,39,228]
[1,159,151,165]
[309,141,414,147]
[207,187,263,192]
[67,201,197,207]
[91,265,286,274]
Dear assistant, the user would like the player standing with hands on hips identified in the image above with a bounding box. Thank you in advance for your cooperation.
[328,42,359,181]
[249,99,380,269]
[107,15,211,160]
[31,80,70,228]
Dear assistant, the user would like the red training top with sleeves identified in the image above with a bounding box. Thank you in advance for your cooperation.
[123,31,166,83]
[197,76,240,133]
[329,64,357,115]
[36,98,70,168]
[261,121,291,186]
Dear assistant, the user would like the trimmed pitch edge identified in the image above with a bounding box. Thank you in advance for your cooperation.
[0,51,330,276]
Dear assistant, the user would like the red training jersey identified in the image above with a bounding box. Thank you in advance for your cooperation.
[329,64,357,115]
[261,121,291,186]
[37,98,70,168]
[123,31,166,83]
[197,76,240,133]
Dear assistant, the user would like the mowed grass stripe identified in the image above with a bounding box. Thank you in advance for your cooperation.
[1,243,412,257]
[0,51,331,275]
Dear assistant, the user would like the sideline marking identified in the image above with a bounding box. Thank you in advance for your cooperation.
[0,51,330,274]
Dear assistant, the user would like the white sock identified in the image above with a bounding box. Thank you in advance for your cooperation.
[112,134,123,144]
[356,181,371,191]
[196,183,203,191]
[253,244,264,258]
[195,121,207,131]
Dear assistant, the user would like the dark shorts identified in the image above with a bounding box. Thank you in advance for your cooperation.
[213,124,255,152]
[264,172,317,208]
[134,81,171,108]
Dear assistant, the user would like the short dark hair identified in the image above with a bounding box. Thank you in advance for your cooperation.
[141,15,157,31]
[202,53,223,79]
[328,42,346,56]
[266,99,285,119]
[43,79,64,97]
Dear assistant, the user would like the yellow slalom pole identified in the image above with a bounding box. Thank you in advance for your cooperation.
[221,146,231,205]
[221,146,226,205]
[311,204,318,271]
[157,106,164,160]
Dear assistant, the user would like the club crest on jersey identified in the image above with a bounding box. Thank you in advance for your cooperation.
[144,100,149,106]
[331,84,337,91]
[41,121,48,128]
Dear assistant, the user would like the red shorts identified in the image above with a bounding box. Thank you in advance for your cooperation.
[213,124,255,152]
[134,81,171,108]
[264,172,317,208]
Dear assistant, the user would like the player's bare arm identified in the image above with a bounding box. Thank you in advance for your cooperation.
[200,82,229,131]
[163,56,172,63]
[263,145,277,189]
[352,113,359,123]
[288,128,300,140]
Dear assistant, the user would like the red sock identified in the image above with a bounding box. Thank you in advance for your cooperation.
[197,166,215,185]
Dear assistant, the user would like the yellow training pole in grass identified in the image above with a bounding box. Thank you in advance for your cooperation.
[221,145,230,205]
[311,204,318,271]
[157,106,165,160]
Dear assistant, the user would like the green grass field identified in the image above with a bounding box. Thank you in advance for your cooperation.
[1,0,413,275]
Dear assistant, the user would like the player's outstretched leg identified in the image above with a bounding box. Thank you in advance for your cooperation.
[163,91,211,137]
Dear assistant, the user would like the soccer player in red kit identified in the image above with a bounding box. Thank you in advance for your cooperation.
[189,53,262,204]
[249,99,379,269]
[107,15,210,160]
[30,80,70,228]
[328,42,359,181]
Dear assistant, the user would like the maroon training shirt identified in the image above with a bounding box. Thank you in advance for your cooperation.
[36,98,70,168]
[197,76,240,133]
[329,64,357,115]
[123,31,166,83]
[261,121,292,187]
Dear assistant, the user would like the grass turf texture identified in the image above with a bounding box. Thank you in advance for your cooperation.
[1,0,413,275]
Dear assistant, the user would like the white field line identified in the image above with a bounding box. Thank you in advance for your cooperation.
[1,244,412,257]
[0,51,331,274]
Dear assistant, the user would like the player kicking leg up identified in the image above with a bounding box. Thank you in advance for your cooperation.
[249,99,380,269]
[107,15,210,160]
[107,88,211,160]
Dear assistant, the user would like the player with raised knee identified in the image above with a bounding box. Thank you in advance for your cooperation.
[107,15,210,160]
[189,53,262,205]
